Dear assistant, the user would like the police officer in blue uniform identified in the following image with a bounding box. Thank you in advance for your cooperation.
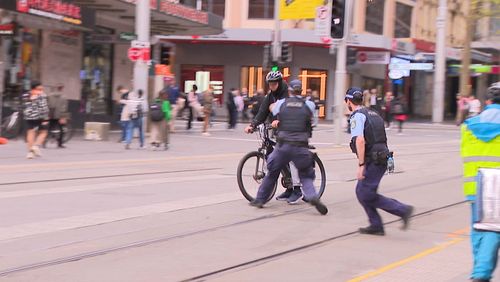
[345,87,413,235]
[249,79,328,215]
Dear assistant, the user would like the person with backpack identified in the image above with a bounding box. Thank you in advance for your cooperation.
[149,90,171,150]
[124,90,147,149]
[391,96,408,134]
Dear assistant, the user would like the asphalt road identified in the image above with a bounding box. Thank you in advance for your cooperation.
[0,121,489,282]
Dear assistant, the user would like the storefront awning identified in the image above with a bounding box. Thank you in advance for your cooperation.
[71,0,223,36]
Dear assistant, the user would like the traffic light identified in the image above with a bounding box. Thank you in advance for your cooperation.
[160,46,171,65]
[263,44,271,69]
[271,64,279,72]
[331,0,346,39]
[280,43,292,63]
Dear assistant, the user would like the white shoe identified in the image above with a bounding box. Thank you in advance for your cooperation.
[26,151,35,159]
[202,132,211,136]
[31,146,42,157]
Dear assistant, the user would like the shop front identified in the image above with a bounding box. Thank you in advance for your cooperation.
[0,0,95,116]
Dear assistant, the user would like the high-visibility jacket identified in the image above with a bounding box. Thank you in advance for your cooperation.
[461,105,500,197]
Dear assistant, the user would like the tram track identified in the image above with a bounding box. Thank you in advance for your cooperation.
[0,167,222,186]
[0,173,464,278]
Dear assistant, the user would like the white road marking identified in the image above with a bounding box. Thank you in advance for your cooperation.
[0,192,242,242]
[0,174,233,200]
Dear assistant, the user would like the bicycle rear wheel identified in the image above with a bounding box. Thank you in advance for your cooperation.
[237,151,277,203]
[62,123,73,143]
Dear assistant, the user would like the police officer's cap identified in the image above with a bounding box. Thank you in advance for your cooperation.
[289,79,302,92]
[345,87,363,103]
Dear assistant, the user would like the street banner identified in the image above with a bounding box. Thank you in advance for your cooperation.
[280,0,324,20]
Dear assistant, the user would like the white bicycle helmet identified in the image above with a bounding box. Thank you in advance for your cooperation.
[266,71,283,82]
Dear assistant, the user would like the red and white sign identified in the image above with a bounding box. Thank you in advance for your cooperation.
[314,5,331,37]
[128,47,150,62]
[357,51,390,64]
[17,0,82,19]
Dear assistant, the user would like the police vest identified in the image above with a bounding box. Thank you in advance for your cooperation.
[461,125,500,196]
[277,96,312,143]
[351,107,387,155]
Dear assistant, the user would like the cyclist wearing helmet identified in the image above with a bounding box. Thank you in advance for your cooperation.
[244,70,288,134]
[249,79,328,215]
[244,71,303,203]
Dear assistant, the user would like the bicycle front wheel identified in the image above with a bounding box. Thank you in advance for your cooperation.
[313,153,327,198]
[1,115,21,139]
[237,151,277,203]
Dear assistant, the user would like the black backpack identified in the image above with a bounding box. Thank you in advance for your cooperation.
[149,102,164,122]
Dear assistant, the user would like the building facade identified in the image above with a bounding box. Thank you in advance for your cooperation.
[162,0,498,121]
[0,0,222,128]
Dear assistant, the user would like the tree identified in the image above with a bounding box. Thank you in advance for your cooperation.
[458,0,500,122]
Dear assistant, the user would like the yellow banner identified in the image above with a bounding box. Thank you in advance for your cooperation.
[279,0,324,20]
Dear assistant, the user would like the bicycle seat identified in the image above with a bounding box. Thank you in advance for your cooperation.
[308,145,316,150]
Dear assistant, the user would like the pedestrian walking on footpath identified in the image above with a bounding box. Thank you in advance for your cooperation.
[117,86,130,142]
[124,90,147,149]
[23,81,50,159]
[461,82,500,282]
[149,90,171,150]
[202,87,214,136]
[391,96,408,134]
[345,87,413,235]
[47,83,69,148]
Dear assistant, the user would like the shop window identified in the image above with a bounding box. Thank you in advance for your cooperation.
[248,0,275,19]
[178,0,225,17]
[365,0,385,35]
[81,27,114,116]
[299,69,327,118]
[394,2,412,38]
[240,66,291,97]
[202,0,225,17]
[181,65,224,104]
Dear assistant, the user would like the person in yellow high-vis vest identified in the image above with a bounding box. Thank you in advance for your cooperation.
[461,82,500,282]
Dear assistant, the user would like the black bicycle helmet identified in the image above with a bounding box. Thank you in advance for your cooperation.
[266,71,283,82]
[487,82,500,104]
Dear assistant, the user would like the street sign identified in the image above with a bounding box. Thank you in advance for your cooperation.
[389,63,434,71]
[388,70,404,80]
[119,32,137,41]
[356,51,390,64]
[128,47,150,62]
[314,5,331,37]
[131,40,150,49]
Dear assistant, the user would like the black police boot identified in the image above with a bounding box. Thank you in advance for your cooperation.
[309,198,328,215]
[401,206,414,230]
[249,199,264,208]
[359,226,385,236]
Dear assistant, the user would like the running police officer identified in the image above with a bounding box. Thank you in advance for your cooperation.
[244,71,304,203]
[249,79,328,215]
[345,87,413,235]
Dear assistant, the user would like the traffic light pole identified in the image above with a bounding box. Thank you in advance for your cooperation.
[332,0,352,145]
[432,0,447,123]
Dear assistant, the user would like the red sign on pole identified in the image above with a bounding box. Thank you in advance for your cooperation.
[128,47,150,62]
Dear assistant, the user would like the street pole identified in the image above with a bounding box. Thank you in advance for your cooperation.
[272,0,281,62]
[432,0,447,123]
[457,0,476,123]
[332,0,353,145]
[133,0,150,97]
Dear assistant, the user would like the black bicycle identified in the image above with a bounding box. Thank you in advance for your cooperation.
[237,124,326,203]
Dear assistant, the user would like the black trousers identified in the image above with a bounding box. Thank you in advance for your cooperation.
[49,119,64,146]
